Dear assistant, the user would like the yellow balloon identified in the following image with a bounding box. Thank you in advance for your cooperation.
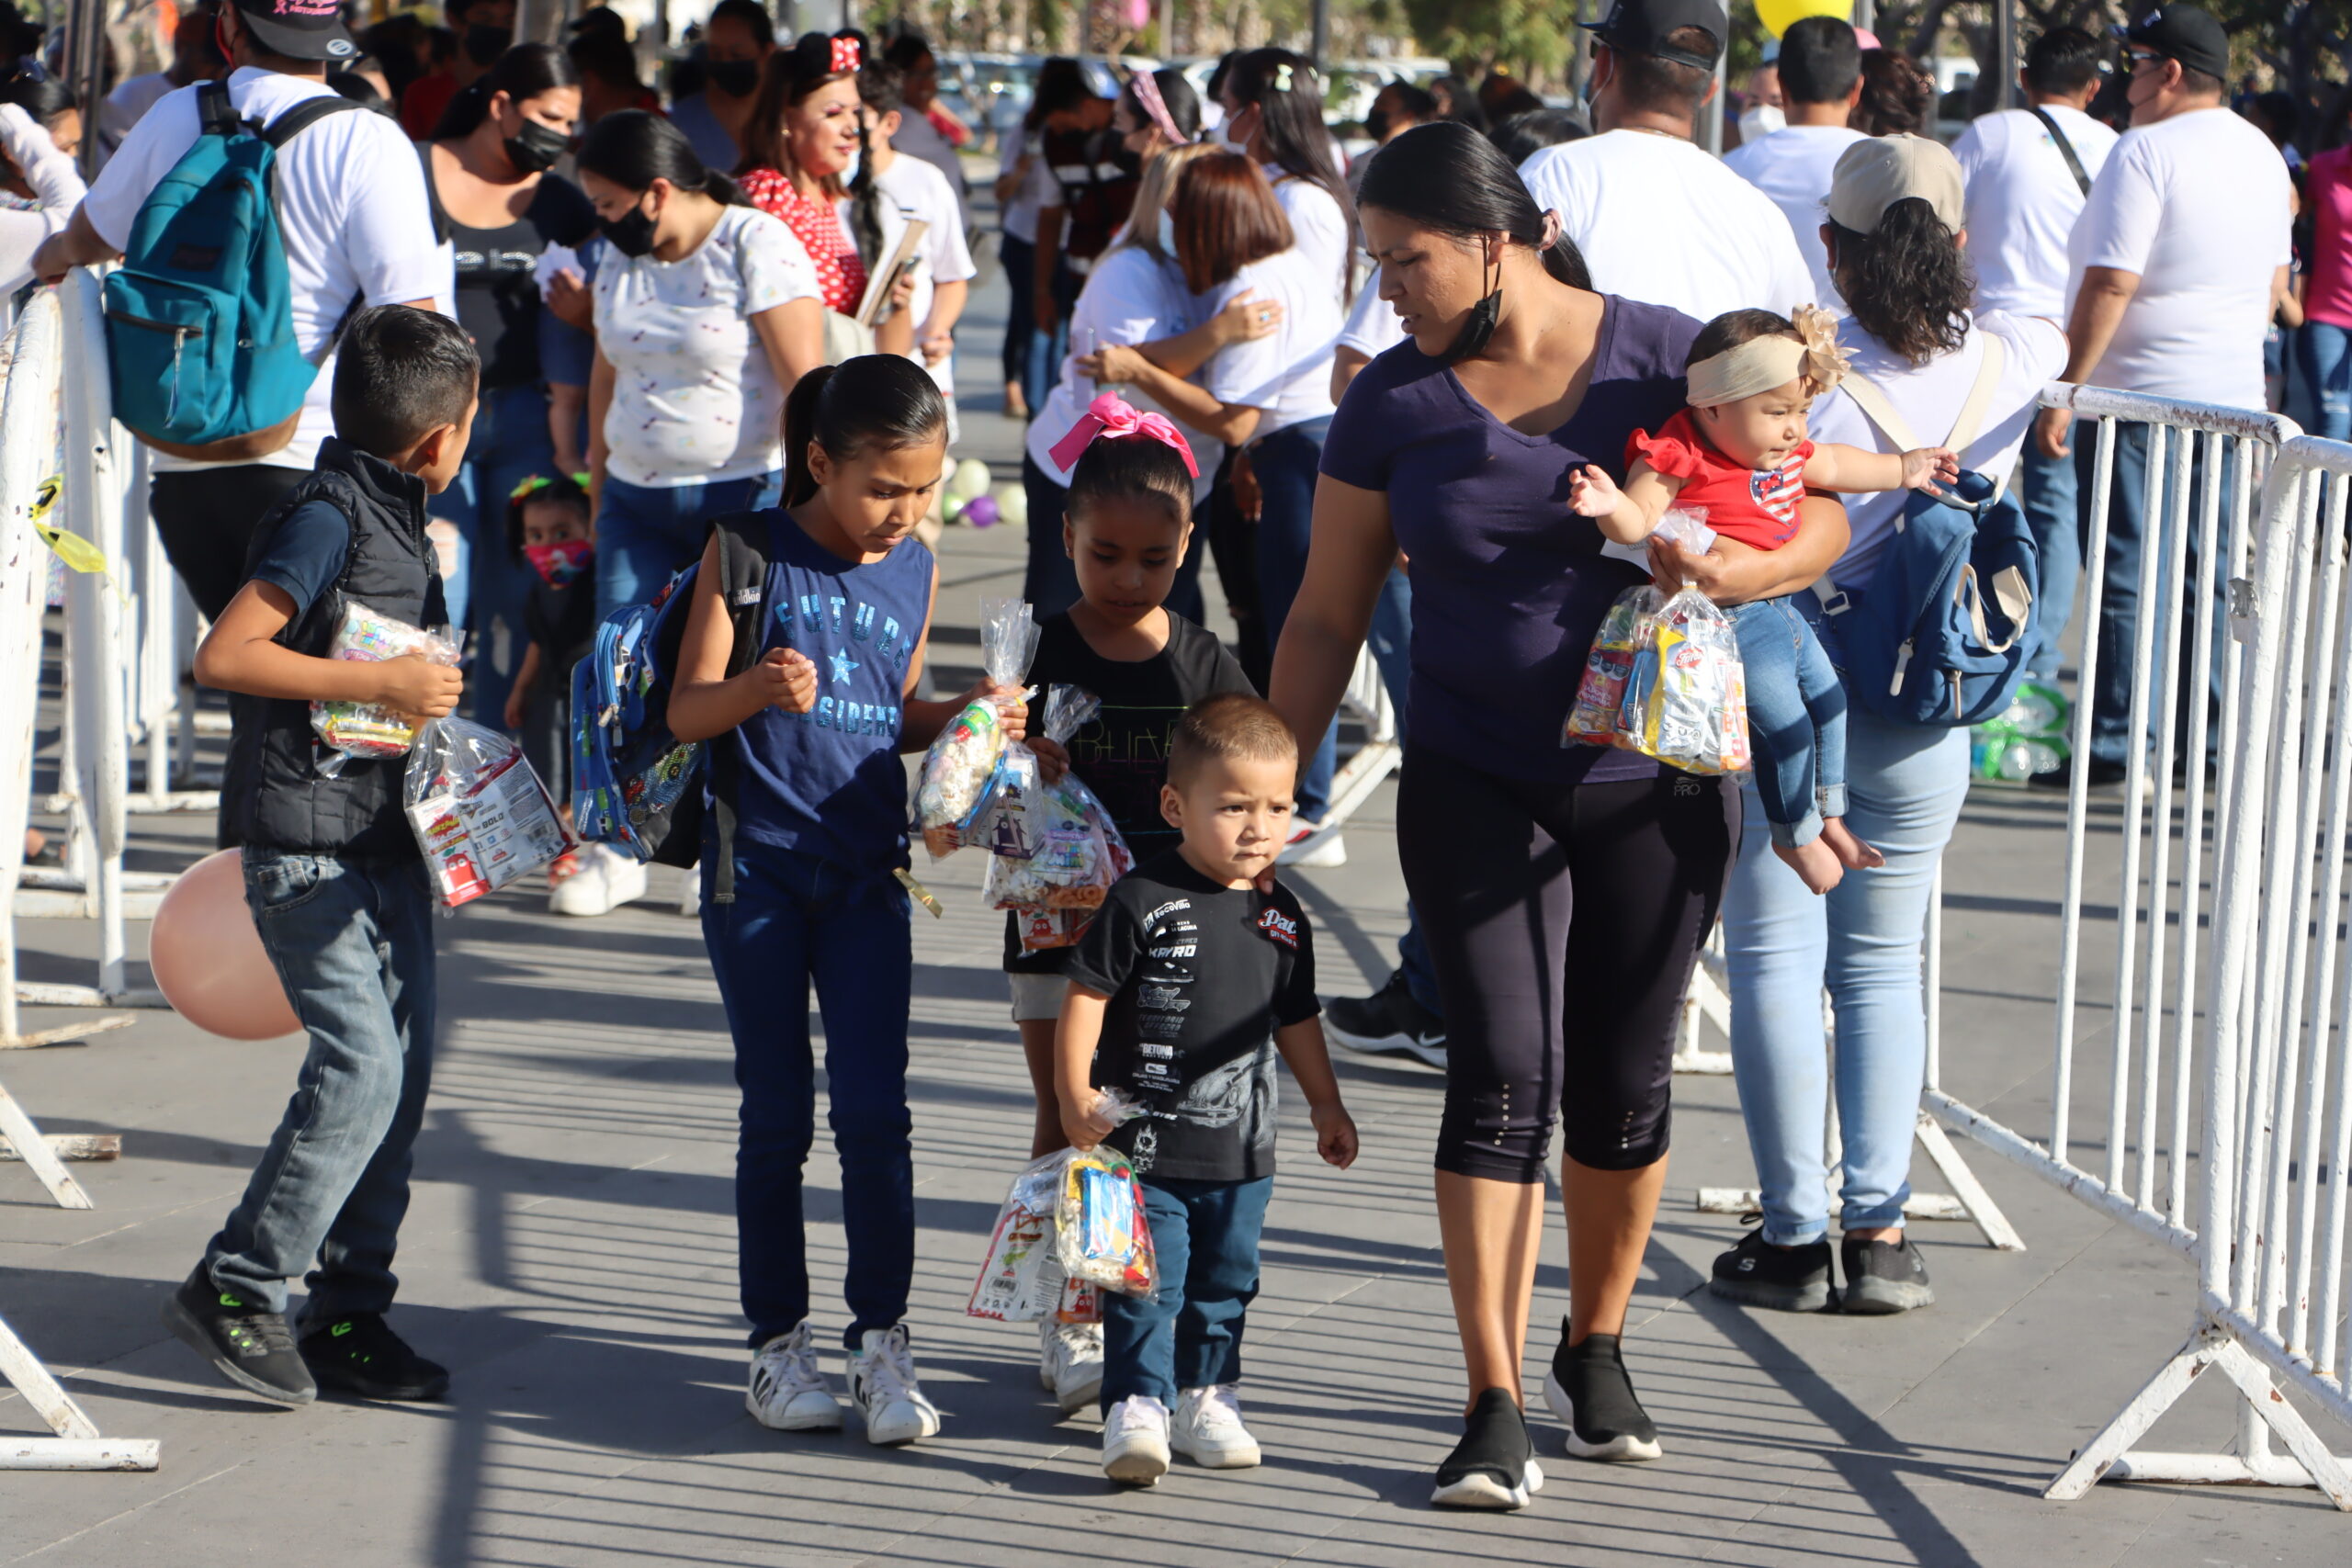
[1757,0,1850,39]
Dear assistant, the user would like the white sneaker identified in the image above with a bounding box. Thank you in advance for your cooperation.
[1279,821,1347,868]
[1171,1383,1261,1468]
[676,870,701,919]
[849,1325,943,1447]
[1038,1318,1104,1416]
[746,1320,842,1431]
[549,844,649,917]
[1102,1393,1171,1485]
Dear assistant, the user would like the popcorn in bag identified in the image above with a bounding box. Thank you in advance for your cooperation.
[311,602,462,773]
[913,595,1041,858]
[403,719,576,909]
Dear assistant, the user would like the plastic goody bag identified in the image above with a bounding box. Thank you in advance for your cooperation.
[979,686,1136,932]
[311,602,463,774]
[1615,585,1751,775]
[913,595,1042,857]
[1564,583,1664,746]
[968,1090,1158,1320]
[404,718,576,908]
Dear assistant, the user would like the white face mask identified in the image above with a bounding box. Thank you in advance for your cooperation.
[1156,209,1177,258]
[1220,108,1252,153]
[1738,103,1786,141]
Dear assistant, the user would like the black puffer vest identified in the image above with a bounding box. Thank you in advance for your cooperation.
[221,438,446,859]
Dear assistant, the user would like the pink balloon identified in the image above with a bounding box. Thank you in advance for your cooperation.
[150,850,300,1040]
[960,494,1001,529]
[1122,0,1149,28]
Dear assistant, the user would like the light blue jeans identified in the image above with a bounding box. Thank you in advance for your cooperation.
[595,469,784,622]
[1719,709,1971,1246]
[2299,321,2352,442]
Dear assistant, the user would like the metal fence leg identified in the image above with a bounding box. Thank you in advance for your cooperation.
[0,1077,90,1208]
[0,1314,158,1472]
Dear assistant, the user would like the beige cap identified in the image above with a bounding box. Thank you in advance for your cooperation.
[1826,133,1965,235]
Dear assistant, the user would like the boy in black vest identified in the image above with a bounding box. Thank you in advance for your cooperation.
[166,306,478,1406]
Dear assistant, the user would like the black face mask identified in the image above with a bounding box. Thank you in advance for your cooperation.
[707,59,760,98]
[464,25,511,67]
[1108,141,1143,177]
[503,118,570,175]
[1437,243,1502,367]
[601,201,657,257]
[1364,107,1391,142]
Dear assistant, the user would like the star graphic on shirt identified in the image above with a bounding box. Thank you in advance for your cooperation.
[828,651,860,684]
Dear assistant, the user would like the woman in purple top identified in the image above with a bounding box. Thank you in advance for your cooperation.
[1271,123,1850,1509]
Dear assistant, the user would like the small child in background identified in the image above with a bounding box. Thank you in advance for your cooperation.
[1007,392,1255,1416]
[1570,305,1958,895]
[500,475,597,868]
[1057,694,1358,1488]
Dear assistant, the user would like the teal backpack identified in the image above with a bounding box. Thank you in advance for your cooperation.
[102,83,361,457]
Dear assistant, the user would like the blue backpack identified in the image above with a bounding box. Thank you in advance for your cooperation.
[102,82,360,459]
[571,513,771,901]
[1819,338,2041,728]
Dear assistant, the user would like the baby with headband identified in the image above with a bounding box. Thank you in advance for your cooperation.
[1570,306,1960,894]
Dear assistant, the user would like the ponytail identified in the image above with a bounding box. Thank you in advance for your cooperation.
[846,94,886,268]
[1358,120,1590,292]
[781,356,947,509]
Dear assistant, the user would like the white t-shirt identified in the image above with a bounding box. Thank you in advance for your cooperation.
[1722,124,1866,314]
[1807,310,2069,586]
[2064,107,2291,409]
[0,105,85,300]
[84,68,444,471]
[1024,243,1224,503]
[100,71,176,152]
[888,110,970,231]
[1952,105,2120,321]
[875,153,976,396]
[1337,268,1408,359]
[1202,247,1340,441]
[1271,172,1351,304]
[593,204,820,488]
[1001,130,1054,245]
[1521,130,1812,323]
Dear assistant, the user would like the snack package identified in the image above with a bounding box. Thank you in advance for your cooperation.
[1598,502,1718,570]
[1614,585,1752,775]
[967,1090,1155,1320]
[969,684,1098,861]
[979,686,1136,923]
[403,718,576,909]
[311,602,462,773]
[913,595,1042,857]
[1057,1142,1158,1296]
[1564,583,1662,746]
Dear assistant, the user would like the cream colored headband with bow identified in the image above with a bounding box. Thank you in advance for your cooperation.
[1685,304,1851,408]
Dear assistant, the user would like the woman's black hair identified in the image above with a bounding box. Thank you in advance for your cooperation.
[1826,199,1973,367]
[576,108,749,206]
[430,41,580,141]
[1488,107,1588,167]
[327,69,392,116]
[0,70,75,132]
[1029,54,1090,124]
[780,355,949,509]
[1357,120,1591,291]
[1225,49,1356,297]
[740,32,886,269]
[1117,66,1199,143]
[504,472,591,559]
[1429,73,1487,134]
[705,0,775,49]
[1067,431,1193,531]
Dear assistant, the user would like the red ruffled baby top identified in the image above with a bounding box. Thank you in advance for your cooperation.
[1625,408,1812,550]
[738,167,869,315]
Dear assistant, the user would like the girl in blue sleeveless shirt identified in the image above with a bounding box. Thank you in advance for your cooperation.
[670,355,1030,1449]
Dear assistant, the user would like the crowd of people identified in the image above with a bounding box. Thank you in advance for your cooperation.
[0,0,2303,1517]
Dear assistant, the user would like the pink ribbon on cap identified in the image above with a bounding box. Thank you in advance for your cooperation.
[1130,69,1187,146]
[1048,392,1200,478]
[830,35,861,73]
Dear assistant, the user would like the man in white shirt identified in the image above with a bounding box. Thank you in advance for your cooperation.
[1722,15,1863,314]
[33,0,442,623]
[99,3,227,154]
[2029,6,2292,785]
[856,66,977,418]
[1520,0,1810,323]
[1951,27,2117,681]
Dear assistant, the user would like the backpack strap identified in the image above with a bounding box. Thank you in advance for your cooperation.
[260,93,364,150]
[702,510,773,906]
[1838,331,2007,458]
[196,80,240,140]
[2029,105,2094,197]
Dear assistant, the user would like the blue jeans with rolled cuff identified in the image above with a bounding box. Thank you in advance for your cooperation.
[1099,1174,1273,1410]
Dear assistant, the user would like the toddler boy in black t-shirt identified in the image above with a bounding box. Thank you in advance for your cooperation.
[1057,694,1359,1487]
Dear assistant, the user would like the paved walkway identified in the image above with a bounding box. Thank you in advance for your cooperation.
[5,260,2346,1568]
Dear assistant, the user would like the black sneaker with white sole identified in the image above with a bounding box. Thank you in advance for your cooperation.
[161,1266,315,1406]
[1541,1326,1661,1461]
[300,1313,450,1401]
[1710,1224,1836,1312]
[1323,971,1447,1066]
[1839,1234,1934,1314]
[1430,1387,1544,1509]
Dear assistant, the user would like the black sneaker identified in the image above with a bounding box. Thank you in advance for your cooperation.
[1710,1222,1836,1312]
[1430,1387,1544,1510]
[2029,756,2127,792]
[1839,1234,1935,1314]
[300,1313,451,1401]
[1541,1326,1661,1461]
[1324,971,1447,1066]
[161,1266,315,1406]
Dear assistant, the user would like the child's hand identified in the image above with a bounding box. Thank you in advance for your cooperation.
[1031,736,1069,784]
[1568,464,1623,518]
[1902,446,1961,493]
[1311,1101,1358,1169]
[751,647,818,713]
[977,681,1030,744]
[373,656,464,721]
[502,685,528,732]
[1061,1088,1118,1151]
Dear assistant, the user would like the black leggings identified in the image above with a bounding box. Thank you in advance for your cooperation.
[151,464,310,622]
[1396,748,1740,1180]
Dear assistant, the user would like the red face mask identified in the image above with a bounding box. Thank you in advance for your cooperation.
[524,538,592,585]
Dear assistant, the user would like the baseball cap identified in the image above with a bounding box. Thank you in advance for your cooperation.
[2120,6,2229,83]
[1580,0,1728,72]
[1827,133,1965,234]
[229,0,357,62]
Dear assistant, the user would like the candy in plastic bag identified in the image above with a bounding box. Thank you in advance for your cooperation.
[970,684,1098,861]
[403,718,576,908]
[1615,586,1751,775]
[967,1152,1068,1322]
[967,1090,1155,1319]
[979,685,1134,916]
[913,595,1042,857]
[1564,583,1661,746]
[311,602,462,774]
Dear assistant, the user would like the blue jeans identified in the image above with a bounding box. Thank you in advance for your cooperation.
[206,852,436,1322]
[701,839,914,1348]
[427,384,557,726]
[2300,321,2352,441]
[595,469,784,622]
[1100,1174,1272,1409]
[2018,440,2081,680]
[1733,594,1847,850]
[2077,423,2235,769]
[1251,419,1337,821]
[1720,711,1970,1245]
